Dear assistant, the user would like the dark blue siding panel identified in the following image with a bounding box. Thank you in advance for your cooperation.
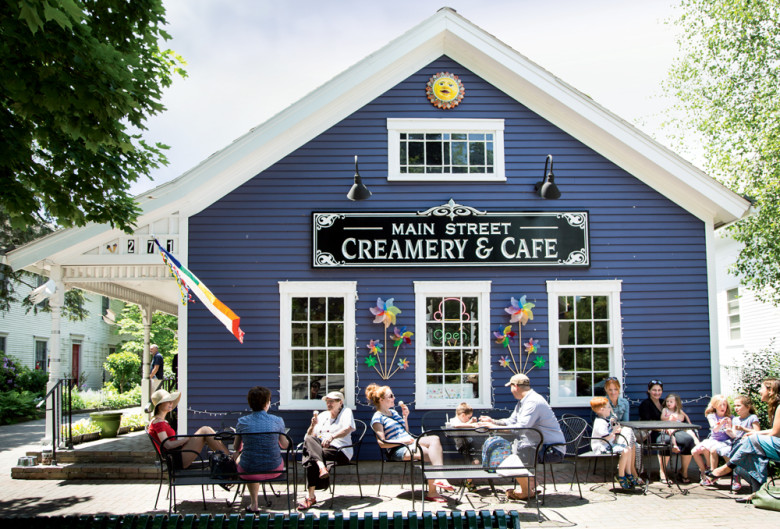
[186,56,712,433]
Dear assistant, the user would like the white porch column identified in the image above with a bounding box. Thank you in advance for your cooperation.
[44,265,66,443]
[141,304,153,409]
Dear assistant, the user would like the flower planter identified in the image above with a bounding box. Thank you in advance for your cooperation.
[90,412,123,438]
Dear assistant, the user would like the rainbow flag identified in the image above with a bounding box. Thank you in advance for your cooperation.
[155,239,245,343]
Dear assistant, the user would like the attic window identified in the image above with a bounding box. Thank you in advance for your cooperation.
[387,118,505,182]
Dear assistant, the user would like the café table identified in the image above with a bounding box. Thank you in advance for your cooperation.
[620,420,701,495]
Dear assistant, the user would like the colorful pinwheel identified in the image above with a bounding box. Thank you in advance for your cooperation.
[392,326,414,347]
[505,295,535,325]
[370,297,401,329]
[397,358,410,370]
[367,339,382,355]
[493,325,517,347]
[524,338,538,354]
[365,355,378,367]
[533,356,546,368]
[499,356,511,368]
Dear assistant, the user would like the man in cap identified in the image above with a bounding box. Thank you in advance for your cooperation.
[480,373,565,500]
[148,344,164,392]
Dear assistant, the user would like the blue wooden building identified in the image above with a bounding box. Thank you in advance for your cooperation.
[7,9,750,442]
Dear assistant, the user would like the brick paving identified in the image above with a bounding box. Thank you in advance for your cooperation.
[1,416,776,527]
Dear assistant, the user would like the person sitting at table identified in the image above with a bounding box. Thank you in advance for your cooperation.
[661,393,699,455]
[148,389,230,470]
[638,380,695,483]
[366,383,454,503]
[693,394,734,486]
[708,377,780,502]
[604,377,642,472]
[234,386,289,513]
[722,395,761,491]
[479,373,566,501]
[449,402,481,465]
[590,397,643,490]
[298,391,355,511]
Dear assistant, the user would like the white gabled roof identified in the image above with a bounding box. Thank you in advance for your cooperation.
[8,7,750,275]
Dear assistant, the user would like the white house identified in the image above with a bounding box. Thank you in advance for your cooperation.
[0,277,126,390]
[715,230,780,393]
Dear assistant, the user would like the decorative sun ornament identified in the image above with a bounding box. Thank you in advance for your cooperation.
[426,72,465,109]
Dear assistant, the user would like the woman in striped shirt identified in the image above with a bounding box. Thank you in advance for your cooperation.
[367,383,454,502]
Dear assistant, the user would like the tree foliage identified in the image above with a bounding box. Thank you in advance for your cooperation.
[1,0,186,232]
[665,0,780,305]
[115,303,178,368]
[103,350,141,393]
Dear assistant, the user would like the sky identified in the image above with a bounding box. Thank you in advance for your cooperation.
[135,0,682,195]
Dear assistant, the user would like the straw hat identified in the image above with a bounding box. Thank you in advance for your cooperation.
[150,389,181,410]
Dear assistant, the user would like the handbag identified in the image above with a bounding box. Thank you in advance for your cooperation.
[496,454,531,477]
[209,451,237,480]
[753,481,780,512]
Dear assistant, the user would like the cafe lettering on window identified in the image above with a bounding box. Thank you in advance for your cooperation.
[313,200,589,268]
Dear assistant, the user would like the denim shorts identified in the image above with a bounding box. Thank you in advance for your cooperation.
[388,445,410,461]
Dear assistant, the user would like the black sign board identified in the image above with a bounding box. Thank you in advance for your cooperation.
[313,200,589,268]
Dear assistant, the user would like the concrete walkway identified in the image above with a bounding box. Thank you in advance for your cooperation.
[1,415,776,527]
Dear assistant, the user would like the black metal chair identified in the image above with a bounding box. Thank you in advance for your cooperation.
[540,415,587,503]
[372,428,416,495]
[324,419,367,506]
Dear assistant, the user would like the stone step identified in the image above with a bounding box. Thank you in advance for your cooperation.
[12,461,161,480]
[25,449,155,464]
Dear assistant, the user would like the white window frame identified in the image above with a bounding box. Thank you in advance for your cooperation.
[726,288,741,342]
[414,280,492,409]
[279,281,357,410]
[387,118,505,182]
[547,280,623,407]
[34,338,48,372]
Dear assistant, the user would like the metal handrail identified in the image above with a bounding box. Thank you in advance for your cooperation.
[36,377,73,463]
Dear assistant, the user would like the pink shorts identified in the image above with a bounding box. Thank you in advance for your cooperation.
[237,462,284,481]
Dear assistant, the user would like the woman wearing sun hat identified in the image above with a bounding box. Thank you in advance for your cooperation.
[148,389,229,469]
[297,391,356,510]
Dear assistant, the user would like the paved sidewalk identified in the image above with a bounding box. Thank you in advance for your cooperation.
[1,417,776,527]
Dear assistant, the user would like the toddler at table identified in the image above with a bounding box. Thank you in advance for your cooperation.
[722,395,760,490]
[449,402,481,465]
[590,397,643,490]
[661,393,699,454]
[694,394,733,485]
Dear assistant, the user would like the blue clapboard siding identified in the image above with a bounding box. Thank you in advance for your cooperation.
[186,56,712,441]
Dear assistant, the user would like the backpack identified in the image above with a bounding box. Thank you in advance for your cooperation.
[481,435,512,469]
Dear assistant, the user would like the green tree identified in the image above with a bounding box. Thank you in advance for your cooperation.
[115,303,178,369]
[1,0,186,232]
[664,0,780,305]
[1,207,89,319]
[103,350,141,393]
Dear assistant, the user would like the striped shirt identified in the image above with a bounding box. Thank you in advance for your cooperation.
[371,409,414,444]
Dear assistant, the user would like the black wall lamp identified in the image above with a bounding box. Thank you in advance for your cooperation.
[347,155,372,201]
[534,154,561,199]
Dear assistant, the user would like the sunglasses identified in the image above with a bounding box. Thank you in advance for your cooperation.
[384,393,395,399]
[649,379,663,386]
[606,377,619,382]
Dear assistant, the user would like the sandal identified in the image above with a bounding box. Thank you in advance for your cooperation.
[627,474,644,487]
[506,489,535,500]
[425,495,448,503]
[434,480,455,492]
[676,473,691,484]
[700,476,715,486]
[731,480,742,492]
[318,466,329,478]
[618,476,634,490]
[246,507,260,514]
[297,497,316,511]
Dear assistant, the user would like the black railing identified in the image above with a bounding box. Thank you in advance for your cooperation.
[36,377,73,463]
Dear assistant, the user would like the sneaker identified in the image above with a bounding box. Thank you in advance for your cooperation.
[731,480,742,492]
[700,476,714,486]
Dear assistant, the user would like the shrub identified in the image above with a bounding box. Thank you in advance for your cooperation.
[62,418,101,437]
[121,411,148,431]
[16,366,49,395]
[0,355,21,392]
[732,343,780,428]
[0,390,42,424]
[103,350,141,393]
[102,384,142,409]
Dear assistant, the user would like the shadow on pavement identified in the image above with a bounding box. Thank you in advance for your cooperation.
[0,496,91,517]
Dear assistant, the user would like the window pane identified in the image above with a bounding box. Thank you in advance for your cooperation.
[400,142,407,164]
[593,296,608,319]
[292,297,308,320]
[292,350,308,374]
[444,349,461,372]
[310,298,326,321]
[558,373,576,397]
[593,321,608,344]
[576,296,592,319]
[292,376,308,399]
[452,133,467,140]
[469,142,485,165]
[576,374,592,396]
[328,351,344,372]
[292,324,307,346]
[576,348,592,370]
[327,375,344,394]
[409,142,424,165]
[559,348,574,370]
[576,322,593,344]
[451,142,467,165]
[311,349,327,373]
[327,323,344,346]
[426,141,443,166]
[559,322,574,345]
[593,348,609,370]
[309,323,325,347]
[559,297,574,319]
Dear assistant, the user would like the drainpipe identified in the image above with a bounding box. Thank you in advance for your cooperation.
[141,304,152,412]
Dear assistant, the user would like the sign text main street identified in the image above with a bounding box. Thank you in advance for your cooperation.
[312,200,589,268]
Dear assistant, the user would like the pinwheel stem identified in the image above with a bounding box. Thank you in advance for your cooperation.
[383,327,388,378]
[507,344,520,374]
[373,362,385,379]
[387,344,401,378]
[387,365,401,379]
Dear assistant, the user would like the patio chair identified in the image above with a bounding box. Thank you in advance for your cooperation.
[324,419,367,506]
[372,428,416,495]
[539,415,587,503]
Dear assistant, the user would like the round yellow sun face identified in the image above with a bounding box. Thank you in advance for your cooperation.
[426,72,465,109]
[433,76,459,102]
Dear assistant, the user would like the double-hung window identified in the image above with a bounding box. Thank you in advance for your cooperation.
[414,281,492,409]
[279,281,356,409]
[387,119,505,181]
[726,288,741,341]
[547,280,623,406]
